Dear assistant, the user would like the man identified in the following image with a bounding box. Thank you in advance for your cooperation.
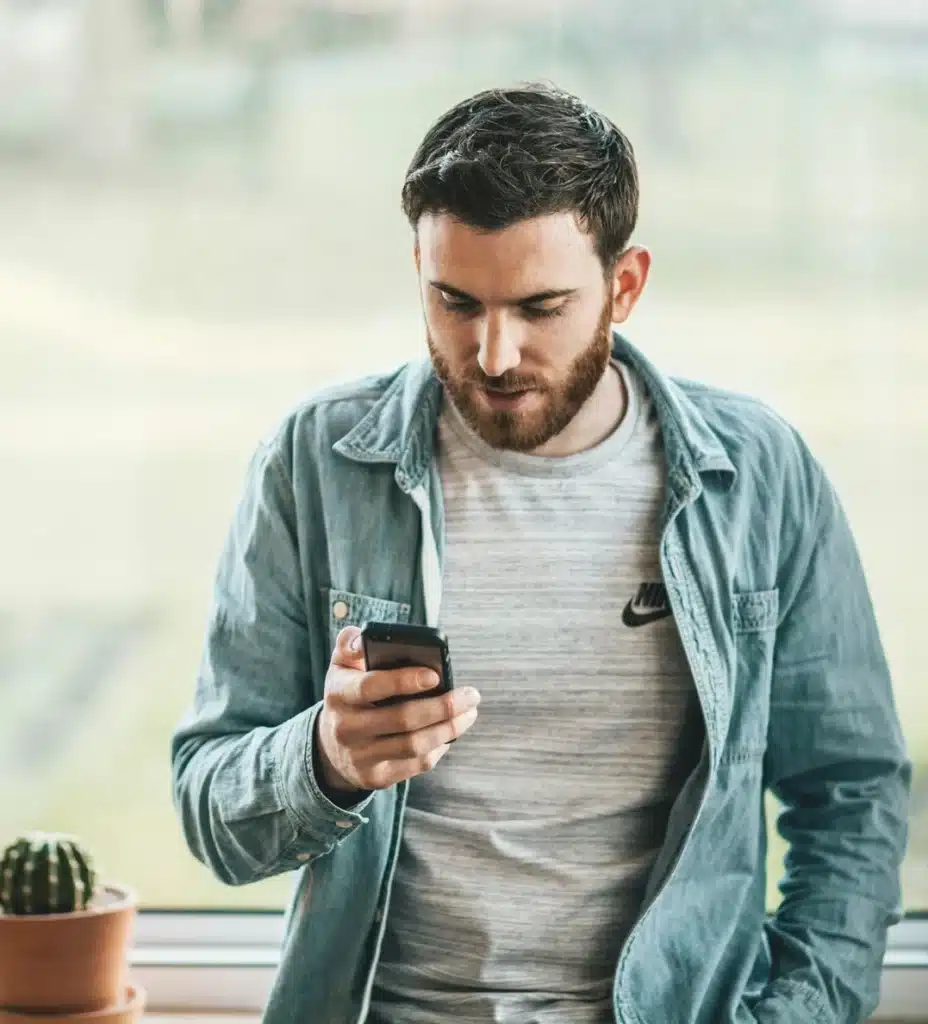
[171,83,911,1024]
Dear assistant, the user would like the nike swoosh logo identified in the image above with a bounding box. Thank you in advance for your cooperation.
[622,601,673,627]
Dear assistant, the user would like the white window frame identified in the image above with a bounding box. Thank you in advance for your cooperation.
[132,912,928,1018]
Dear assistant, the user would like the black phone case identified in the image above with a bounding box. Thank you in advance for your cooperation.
[360,621,454,707]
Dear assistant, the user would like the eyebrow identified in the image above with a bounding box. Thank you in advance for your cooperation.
[429,281,579,305]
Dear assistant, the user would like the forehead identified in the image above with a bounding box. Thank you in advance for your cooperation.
[417,211,600,297]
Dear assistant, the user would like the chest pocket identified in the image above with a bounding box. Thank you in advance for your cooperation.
[726,588,779,759]
[323,586,412,654]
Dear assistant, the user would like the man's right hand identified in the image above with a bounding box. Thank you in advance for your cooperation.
[314,625,481,797]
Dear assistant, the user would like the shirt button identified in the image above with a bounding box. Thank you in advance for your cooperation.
[336,819,353,829]
[296,852,312,862]
[332,600,349,620]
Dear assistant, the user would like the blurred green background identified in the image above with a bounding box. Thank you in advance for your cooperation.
[0,0,925,913]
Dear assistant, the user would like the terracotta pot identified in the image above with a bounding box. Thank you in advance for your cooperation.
[0,883,137,1015]
[0,983,146,1024]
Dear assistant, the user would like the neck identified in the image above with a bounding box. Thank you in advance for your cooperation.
[531,362,626,457]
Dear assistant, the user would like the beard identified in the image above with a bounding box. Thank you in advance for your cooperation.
[427,296,614,452]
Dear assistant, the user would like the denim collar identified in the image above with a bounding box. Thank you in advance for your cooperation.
[333,331,737,498]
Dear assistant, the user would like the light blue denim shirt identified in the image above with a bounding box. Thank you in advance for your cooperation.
[171,332,911,1024]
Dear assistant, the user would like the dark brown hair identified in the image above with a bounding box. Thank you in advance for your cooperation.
[401,82,639,270]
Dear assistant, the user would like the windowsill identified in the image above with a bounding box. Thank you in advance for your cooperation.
[145,1018,258,1023]
[132,912,928,1020]
[145,1018,258,1022]
[133,960,928,1021]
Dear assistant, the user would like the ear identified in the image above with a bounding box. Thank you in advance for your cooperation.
[413,241,420,274]
[609,246,651,324]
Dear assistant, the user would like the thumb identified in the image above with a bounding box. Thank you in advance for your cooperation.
[332,624,366,667]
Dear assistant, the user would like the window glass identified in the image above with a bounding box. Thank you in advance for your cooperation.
[1,1,923,911]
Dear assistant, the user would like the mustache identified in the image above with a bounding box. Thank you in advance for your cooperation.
[469,375,543,393]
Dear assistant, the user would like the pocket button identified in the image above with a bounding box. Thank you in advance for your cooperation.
[332,600,350,620]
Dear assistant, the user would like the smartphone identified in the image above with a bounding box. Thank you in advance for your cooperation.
[360,621,454,708]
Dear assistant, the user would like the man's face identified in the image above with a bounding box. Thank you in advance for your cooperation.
[416,211,617,452]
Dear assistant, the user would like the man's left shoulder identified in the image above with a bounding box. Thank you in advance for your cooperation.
[669,374,829,528]
[672,375,818,475]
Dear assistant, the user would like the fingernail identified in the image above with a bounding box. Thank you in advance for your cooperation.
[349,634,362,652]
[463,687,481,705]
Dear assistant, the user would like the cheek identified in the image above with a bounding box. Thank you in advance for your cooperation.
[572,297,609,334]
[427,309,478,357]
[532,305,596,355]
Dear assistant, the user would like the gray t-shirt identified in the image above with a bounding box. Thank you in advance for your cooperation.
[369,360,704,1023]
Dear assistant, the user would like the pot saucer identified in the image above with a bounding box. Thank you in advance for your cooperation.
[0,983,146,1023]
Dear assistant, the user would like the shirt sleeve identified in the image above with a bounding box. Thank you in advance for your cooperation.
[170,439,372,886]
[749,461,912,1023]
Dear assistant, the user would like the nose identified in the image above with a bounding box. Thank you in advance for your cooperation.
[477,315,521,379]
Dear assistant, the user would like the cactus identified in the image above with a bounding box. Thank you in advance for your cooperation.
[0,832,97,915]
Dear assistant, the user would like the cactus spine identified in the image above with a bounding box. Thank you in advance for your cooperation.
[0,832,96,915]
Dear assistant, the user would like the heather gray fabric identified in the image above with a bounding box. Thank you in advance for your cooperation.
[369,362,704,1023]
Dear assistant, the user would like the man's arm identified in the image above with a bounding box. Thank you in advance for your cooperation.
[170,439,372,887]
[750,462,912,1024]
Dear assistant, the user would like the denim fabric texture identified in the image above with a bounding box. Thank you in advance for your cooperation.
[171,332,911,1024]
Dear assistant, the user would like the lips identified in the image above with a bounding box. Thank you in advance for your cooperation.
[481,387,534,411]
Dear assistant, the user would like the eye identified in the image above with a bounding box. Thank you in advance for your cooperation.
[438,291,479,314]
[522,303,566,320]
